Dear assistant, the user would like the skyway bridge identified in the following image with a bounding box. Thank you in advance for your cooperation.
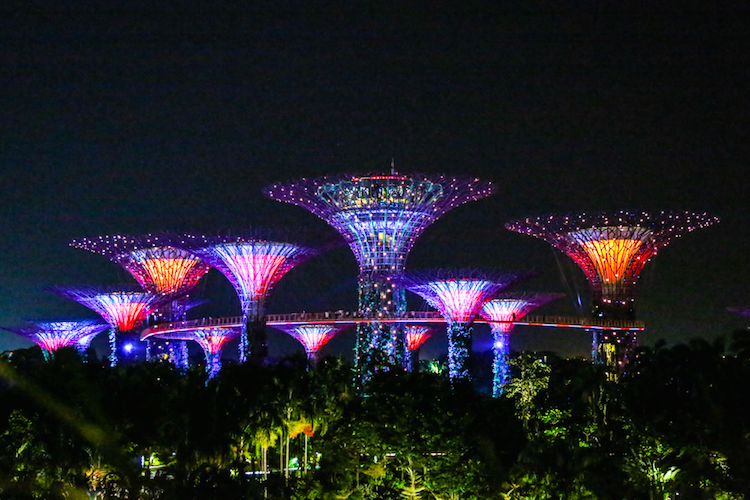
[141,311,645,340]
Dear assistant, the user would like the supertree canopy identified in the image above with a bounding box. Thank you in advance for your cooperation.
[505,210,719,372]
[182,234,318,363]
[399,269,530,381]
[2,319,108,360]
[52,288,165,366]
[480,292,563,397]
[264,173,496,375]
[404,325,435,372]
[144,327,240,380]
[270,324,350,365]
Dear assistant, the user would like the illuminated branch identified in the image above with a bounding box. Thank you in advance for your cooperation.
[480,292,563,396]
[265,173,495,377]
[271,324,350,365]
[399,269,531,381]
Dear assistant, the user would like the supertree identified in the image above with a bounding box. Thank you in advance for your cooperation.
[2,319,108,360]
[51,288,166,366]
[480,292,563,397]
[270,323,351,365]
[70,233,211,367]
[264,172,495,375]
[398,269,530,381]
[181,234,318,363]
[505,211,719,373]
[404,325,435,372]
[143,326,240,380]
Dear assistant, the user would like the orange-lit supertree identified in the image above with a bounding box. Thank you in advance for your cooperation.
[506,211,719,373]
[71,234,211,367]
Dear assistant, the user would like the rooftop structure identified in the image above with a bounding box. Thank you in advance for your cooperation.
[264,173,495,375]
[2,319,108,360]
[399,269,530,381]
[505,210,719,373]
[480,292,563,396]
[182,234,318,363]
[404,325,435,372]
[52,288,165,366]
[270,323,350,365]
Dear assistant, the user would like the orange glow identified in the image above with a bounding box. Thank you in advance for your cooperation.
[140,258,204,294]
[109,301,150,331]
[580,238,643,284]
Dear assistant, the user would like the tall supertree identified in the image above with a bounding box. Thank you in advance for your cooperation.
[505,211,719,373]
[270,323,350,365]
[264,173,495,375]
[70,234,211,367]
[399,269,530,381]
[52,288,165,366]
[2,319,108,360]
[404,325,435,372]
[480,292,563,397]
[181,234,318,363]
[143,327,240,380]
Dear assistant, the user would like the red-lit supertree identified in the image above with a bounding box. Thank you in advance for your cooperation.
[505,211,719,373]
[2,319,108,360]
[180,233,318,363]
[398,269,530,381]
[270,323,351,365]
[70,233,211,367]
[404,325,435,372]
[52,288,166,366]
[143,326,240,380]
[480,292,563,396]
[264,172,495,377]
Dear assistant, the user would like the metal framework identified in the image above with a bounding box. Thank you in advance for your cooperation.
[404,325,434,372]
[182,234,317,363]
[398,269,530,381]
[480,292,563,397]
[2,319,108,360]
[52,288,165,366]
[264,173,495,374]
[270,323,350,365]
[505,210,719,373]
[147,327,241,380]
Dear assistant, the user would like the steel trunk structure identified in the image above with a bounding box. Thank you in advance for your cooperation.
[480,292,563,397]
[505,211,718,374]
[70,234,211,368]
[264,173,495,376]
[2,319,108,360]
[181,234,318,363]
[398,269,530,381]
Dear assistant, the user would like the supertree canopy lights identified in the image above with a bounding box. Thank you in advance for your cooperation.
[271,324,350,365]
[404,325,434,372]
[480,292,563,397]
[2,319,108,360]
[183,235,318,364]
[505,210,719,373]
[264,173,495,375]
[145,327,240,380]
[399,269,531,381]
[52,288,165,366]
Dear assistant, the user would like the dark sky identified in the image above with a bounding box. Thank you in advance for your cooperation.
[1,3,749,360]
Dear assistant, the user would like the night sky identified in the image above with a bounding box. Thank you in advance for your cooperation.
[1,4,749,361]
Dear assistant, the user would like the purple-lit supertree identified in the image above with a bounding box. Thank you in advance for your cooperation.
[505,211,719,373]
[271,323,351,365]
[70,234,211,367]
[2,319,108,360]
[480,292,563,397]
[404,325,435,372]
[52,288,166,366]
[181,234,318,363]
[143,327,240,380]
[399,269,530,381]
[264,173,495,376]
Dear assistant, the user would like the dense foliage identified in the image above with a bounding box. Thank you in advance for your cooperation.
[2,335,750,499]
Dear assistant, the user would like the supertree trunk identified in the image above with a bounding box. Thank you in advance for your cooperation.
[205,351,222,380]
[108,327,118,367]
[447,323,472,381]
[492,331,511,397]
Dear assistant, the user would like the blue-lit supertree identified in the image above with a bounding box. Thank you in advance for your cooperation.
[180,234,318,363]
[398,269,530,381]
[480,292,563,397]
[2,319,108,360]
[70,233,211,368]
[505,211,719,374]
[264,173,495,376]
